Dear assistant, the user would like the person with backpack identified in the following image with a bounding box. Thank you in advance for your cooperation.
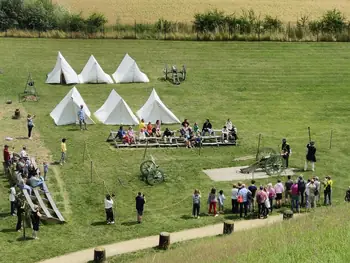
[192,189,201,218]
[208,188,218,217]
[298,175,306,207]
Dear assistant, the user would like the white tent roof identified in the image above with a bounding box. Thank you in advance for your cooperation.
[94,89,139,125]
[112,54,149,83]
[46,51,79,84]
[78,55,113,84]
[50,87,95,126]
[136,89,180,124]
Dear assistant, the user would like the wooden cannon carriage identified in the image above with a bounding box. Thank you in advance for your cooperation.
[163,64,186,85]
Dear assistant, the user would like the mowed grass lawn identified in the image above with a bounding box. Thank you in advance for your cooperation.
[0,39,350,263]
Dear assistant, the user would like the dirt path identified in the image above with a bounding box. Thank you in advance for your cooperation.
[38,214,298,263]
[0,102,71,215]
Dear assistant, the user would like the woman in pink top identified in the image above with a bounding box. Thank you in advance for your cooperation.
[274,179,284,208]
[155,120,161,137]
[267,183,276,212]
[291,180,300,213]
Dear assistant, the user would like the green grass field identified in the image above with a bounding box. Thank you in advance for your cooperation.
[1,39,350,263]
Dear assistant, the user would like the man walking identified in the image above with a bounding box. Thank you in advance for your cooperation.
[304,141,316,172]
[136,192,146,223]
[281,138,291,168]
[78,105,87,130]
[60,138,67,165]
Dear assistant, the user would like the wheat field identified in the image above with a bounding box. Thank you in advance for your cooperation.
[54,0,350,24]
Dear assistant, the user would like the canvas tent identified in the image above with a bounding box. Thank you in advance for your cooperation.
[78,55,113,84]
[94,89,139,125]
[50,86,95,125]
[136,89,180,124]
[46,51,79,84]
[112,54,149,83]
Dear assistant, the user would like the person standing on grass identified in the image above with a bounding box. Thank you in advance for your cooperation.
[218,190,226,214]
[78,105,87,130]
[291,180,300,213]
[192,189,201,218]
[231,184,239,214]
[248,180,257,212]
[256,186,268,219]
[314,176,321,204]
[3,145,11,168]
[16,198,25,232]
[308,179,317,209]
[208,188,218,217]
[136,192,146,223]
[60,138,67,165]
[304,141,316,172]
[237,184,250,218]
[31,205,42,239]
[281,138,291,168]
[267,183,275,213]
[323,176,333,205]
[305,179,311,208]
[27,114,35,139]
[9,183,16,216]
[298,175,306,207]
[105,194,115,224]
[43,162,49,181]
[285,175,293,204]
[274,179,284,208]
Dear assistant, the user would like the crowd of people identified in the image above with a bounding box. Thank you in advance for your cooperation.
[115,118,238,147]
[191,175,334,219]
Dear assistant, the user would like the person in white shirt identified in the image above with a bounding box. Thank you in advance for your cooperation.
[274,179,285,208]
[305,180,311,208]
[218,190,226,213]
[225,119,233,130]
[221,126,229,143]
[9,183,16,216]
[104,194,115,224]
[231,184,239,213]
[20,147,28,159]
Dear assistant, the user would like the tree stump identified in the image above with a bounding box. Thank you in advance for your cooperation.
[93,247,106,263]
[223,220,235,235]
[283,210,294,220]
[158,232,170,250]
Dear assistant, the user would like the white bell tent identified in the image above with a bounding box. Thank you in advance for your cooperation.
[136,89,180,124]
[78,55,113,84]
[46,51,79,84]
[112,54,149,83]
[50,87,95,125]
[94,89,139,125]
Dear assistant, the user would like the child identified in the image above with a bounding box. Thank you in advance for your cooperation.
[43,162,49,181]
[218,190,226,213]
[192,189,201,218]
[208,188,218,217]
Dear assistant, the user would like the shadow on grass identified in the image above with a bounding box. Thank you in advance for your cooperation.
[0,212,10,218]
[16,236,35,242]
[50,161,60,165]
[91,221,107,226]
[0,228,16,233]
[15,136,29,140]
[121,221,139,226]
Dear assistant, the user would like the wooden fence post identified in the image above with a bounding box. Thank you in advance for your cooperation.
[223,220,234,234]
[158,232,170,249]
[93,247,106,262]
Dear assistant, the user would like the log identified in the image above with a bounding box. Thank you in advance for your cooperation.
[158,232,170,250]
[93,247,106,263]
[223,220,235,235]
[283,210,294,220]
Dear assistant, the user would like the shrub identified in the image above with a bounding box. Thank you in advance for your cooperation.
[193,9,226,33]
[263,15,283,32]
[68,12,86,32]
[23,0,51,31]
[320,9,346,34]
[0,0,25,30]
[86,12,107,33]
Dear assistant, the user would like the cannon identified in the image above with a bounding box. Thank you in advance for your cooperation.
[239,147,284,176]
[140,155,165,185]
[163,64,186,85]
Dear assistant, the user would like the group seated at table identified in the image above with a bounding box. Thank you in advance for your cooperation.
[114,118,237,147]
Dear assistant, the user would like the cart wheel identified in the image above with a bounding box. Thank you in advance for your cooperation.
[265,155,283,175]
[182,65,186,80]
[146,168,165,185]
[256,147,277,162]
[164,65,168,80]
[140,160,155,176]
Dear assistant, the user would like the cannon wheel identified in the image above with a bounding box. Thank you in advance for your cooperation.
[265,155,284,175]
[182,65,186,80]
[140,160,156,177]
[164,64,168,80]
[147,168,165,185]
[256,147,277,162]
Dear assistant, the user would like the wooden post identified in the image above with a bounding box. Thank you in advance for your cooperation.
[93,247,106,262]
[329,129,333,149]
[158,232,170,250]
[223,220,234,234]
[255,134,261,160]
[90,161,93,183]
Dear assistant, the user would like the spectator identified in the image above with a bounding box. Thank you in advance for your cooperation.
[43,162,49,181]
[229,126,238,141]
[136,192,146,223]
[192,189,201,218]
[60,138,67,165]
[208,188,218,217]
[237,184,250,218]
[231,184,239,214]
[308,179,317,209]
[16,199,25,232]
[344,186,350,202]
[31,205,42,239]
[248,180,257,212]
[139,119,146,131]
[181,119,189,127]
[27,114,35,139]
[155,120,161,136]
[298,175,306,207]
[221,126,229,142]
[162,128,173,143]
[256,186,268,219]
[28,164,37,179]
[201,119,213,136]
[291,180,300,213]
[267,183,276,212]
[104,194,115,224]
[314,176,321,204]
[146,122,153,136]
[139,128,146,141]
[225,119,233,130]
[218,190,226,213]
[9,183,16,216]
[323,176,333,205]
[124,127,135,145]
[3,145,11,168]
[274,179,284,208]
[20,146,28,159]
[305,179,311,208]
[285,175,293,204]
[18,177,32,195]
[117,126,126,140]
[193,123,199,136]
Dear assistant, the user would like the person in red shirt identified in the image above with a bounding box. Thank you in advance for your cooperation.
[3,145,11,167]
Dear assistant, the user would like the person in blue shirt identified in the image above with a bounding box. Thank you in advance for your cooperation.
[248,180,257,212]
[237,184,251,218]
[78,105,87,130]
